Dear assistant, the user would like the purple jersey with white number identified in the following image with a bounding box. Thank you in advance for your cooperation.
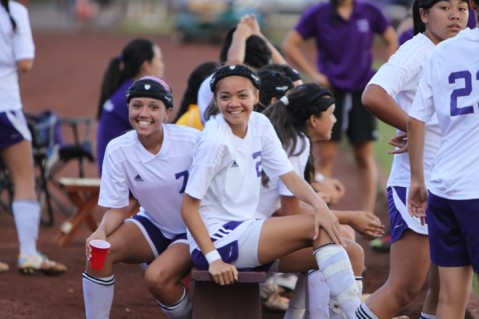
[409,28,479,200]
[96,79,133,175]
[294,1,391,91]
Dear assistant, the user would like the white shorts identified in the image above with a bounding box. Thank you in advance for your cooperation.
[191,219,271,271]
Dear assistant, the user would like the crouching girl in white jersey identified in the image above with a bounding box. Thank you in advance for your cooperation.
[181,64,361,318]
[82,76,200,319]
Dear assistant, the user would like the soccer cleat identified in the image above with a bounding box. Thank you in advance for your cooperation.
[370,234,391,253]
[18,253,67,275]
[0,261,9,273]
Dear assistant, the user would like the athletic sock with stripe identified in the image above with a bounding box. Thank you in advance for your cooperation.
[82,272,115,319]
[314,244,360,318]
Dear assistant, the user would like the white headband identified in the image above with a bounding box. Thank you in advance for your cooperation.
[280,96,289,106]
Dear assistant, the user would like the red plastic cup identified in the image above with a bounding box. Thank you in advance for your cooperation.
[89,239,111,270]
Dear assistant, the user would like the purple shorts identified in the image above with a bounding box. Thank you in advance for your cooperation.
[388,186,429,244]
[128,214,187,258]
[427,192,479,272]
[0,110,31,148]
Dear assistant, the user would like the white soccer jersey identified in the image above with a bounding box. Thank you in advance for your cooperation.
[197,74,214,124]
[0,1,35,112]
[99,124,200,238]
[368,33,441,188]
[410,28,479,199]
[256,136,310,219]
[185,112,294,237]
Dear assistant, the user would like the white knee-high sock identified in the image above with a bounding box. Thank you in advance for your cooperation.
[82,272,115,319]
[330,276,363,318]
[420,313,436,319]
[355,303,379,319]
[158,286,192,319]
[314,244,360,319]
[13,200,40,256]
[306,269,330,319]
[284,272,306,319]
[355,276,363,296]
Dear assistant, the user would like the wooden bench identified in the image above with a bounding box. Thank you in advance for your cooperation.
[191,268,266,319]
[55,177,101,246]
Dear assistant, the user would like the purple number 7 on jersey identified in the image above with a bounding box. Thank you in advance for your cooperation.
[175,170,189,193]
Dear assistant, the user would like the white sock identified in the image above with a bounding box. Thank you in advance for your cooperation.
[314,244,360,319]
[13,200,40,256]
[355,303,379,319]
[284,272,306,319]
[158,286,192,319]
[356,276,363,295]
[306,269,330,319]
[420,313,436,319]
[82,272,115,319]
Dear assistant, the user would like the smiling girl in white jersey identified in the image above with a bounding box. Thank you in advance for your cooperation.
[181,64,363,318]
[82,76,199,319]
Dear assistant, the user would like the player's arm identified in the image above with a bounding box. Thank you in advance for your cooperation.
[380,25,398,58]
[279,170,344,246]
[282,30,330,88]
[407,116,428,221]
[362,84,409,132]
[181,194,238,285]
[16,58,33,73]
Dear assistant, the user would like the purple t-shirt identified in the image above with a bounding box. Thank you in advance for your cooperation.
[295,1,391,92]
[96,79,133,175]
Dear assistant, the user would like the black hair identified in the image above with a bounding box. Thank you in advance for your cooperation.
[174,61,219,122]
[263,83,335,183]
[219,27,272,69]
[259,63,302,83]
[97,38,156,119]
[2,0,17,32]
[413,0,469,34]
[256,69,294,110]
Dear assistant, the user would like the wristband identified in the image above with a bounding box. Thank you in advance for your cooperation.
[205,250,221,264]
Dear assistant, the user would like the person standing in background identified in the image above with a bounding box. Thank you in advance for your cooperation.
[0,0,66,274]
[96,38,164,175]
[282,0,398,214]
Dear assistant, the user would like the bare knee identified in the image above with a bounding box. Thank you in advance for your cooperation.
[144,265,174,292]
[344,239,364,275]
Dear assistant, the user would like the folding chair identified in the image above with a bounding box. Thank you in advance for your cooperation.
[25,111,95,226]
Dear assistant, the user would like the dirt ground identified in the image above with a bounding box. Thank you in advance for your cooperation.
[0,29,478,319]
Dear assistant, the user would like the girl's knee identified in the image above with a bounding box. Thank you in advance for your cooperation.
[344,239,364,275]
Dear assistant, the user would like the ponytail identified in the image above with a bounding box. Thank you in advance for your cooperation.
[2,0,17,32]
